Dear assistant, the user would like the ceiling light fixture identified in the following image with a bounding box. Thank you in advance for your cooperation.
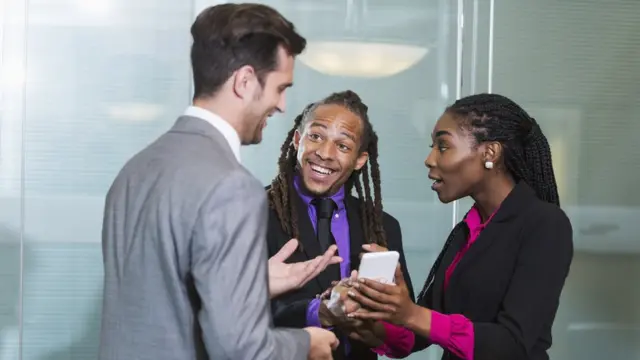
[297,0,429,78]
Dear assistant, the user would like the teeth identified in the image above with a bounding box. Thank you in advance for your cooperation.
[311,164,333,175]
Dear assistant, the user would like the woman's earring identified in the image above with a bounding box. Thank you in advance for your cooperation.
[484,161,494,169]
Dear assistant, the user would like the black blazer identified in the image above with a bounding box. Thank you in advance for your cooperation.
[265,186,415,360]
[415,182,573,360]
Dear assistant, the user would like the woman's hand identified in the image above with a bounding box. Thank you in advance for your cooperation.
[346,265,419,326]
[360,243,388,256]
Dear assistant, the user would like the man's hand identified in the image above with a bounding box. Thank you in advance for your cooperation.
[347,318,386,348]
[318,271,360,327]
[268,239,342,298]
[304,327,339,360]
[324,270,386,348]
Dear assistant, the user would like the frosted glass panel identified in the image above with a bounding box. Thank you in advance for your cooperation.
[490,1,640,358]
[11,0,194,358]
[0,0,26,358]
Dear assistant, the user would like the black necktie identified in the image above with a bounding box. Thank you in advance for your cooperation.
[312,198,336,253]
[313,199,346,360]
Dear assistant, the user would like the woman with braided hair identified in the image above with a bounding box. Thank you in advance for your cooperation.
[346,93,574,360]
[265,90,417,359]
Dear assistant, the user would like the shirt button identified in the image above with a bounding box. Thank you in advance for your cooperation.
[335,214,339,219]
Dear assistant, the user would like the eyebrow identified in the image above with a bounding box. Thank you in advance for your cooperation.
[309,121,327,130]
[434,130,453,138]
[309,121,357,143]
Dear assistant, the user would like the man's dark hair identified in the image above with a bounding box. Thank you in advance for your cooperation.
[447,93,560,206]
[190,3,306,99]
[267,90,387,247]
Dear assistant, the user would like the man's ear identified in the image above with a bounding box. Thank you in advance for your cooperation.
[293,129,302,151]
[232,65,258,99]
[354,152,369,171]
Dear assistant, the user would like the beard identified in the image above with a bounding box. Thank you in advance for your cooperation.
[242,86,276,145]
[247,116,266,145]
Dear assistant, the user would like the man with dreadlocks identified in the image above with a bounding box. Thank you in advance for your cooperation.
[346,93,574,360]
[266,90,416,360]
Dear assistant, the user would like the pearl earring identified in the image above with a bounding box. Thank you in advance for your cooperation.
[484,161,494,169]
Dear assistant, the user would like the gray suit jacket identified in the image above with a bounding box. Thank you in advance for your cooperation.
[99,116,310,360]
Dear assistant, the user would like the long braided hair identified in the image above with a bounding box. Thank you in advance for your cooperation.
[267,90,387,247]
[448,93,560,206]
[418,93,560,303]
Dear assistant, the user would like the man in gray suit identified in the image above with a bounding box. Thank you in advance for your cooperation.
[100,4,339,360]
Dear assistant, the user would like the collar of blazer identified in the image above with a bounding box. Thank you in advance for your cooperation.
[484,181,539,223]
[169,116,238,162]
[432,181,540,311]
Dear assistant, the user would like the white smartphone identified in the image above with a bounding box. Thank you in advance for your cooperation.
[357,251,400,284]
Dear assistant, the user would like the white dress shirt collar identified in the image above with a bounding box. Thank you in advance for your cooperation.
[183,106,241,163]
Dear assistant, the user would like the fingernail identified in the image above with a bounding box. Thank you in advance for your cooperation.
[348,291,355,297]
[359,278,366,283]
[362,244,371,250]
[347,313,354,318]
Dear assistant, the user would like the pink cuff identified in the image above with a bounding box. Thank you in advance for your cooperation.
[371,322,415,358]
[430,311,475,360]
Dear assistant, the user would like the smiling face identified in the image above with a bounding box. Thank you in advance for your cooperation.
[293,104,369,197]
[239,46,295,145]
[424,112,489,203]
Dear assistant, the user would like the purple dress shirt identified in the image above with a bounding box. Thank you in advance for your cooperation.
[294,176,351,328]
[295,176,415,359]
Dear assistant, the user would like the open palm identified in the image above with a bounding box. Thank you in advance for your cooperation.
[268,239,342,298]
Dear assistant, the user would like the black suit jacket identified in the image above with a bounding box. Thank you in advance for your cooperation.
[265,186,415,360]
[414,182,574,360]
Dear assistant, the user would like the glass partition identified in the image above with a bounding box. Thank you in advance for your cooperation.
[489,1,640,358]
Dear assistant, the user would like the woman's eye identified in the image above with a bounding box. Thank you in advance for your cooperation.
[430,143,447,152]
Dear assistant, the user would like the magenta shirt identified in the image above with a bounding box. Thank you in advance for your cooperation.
[294,176,414,358]
[428,205,498,360]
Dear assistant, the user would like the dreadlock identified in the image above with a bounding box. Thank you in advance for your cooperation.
[267,90,387,247]
[448,93,560,206]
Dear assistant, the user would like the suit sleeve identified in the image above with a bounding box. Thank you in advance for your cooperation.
[472,209,574,359]
[271,295,315,328]
[191,169,310,360]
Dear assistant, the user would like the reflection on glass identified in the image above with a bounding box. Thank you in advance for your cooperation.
[293,0,432,79]
[299,41,429,78]
[491,1,640,358]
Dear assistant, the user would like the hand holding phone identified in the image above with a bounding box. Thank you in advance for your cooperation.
[357,251,400,284]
